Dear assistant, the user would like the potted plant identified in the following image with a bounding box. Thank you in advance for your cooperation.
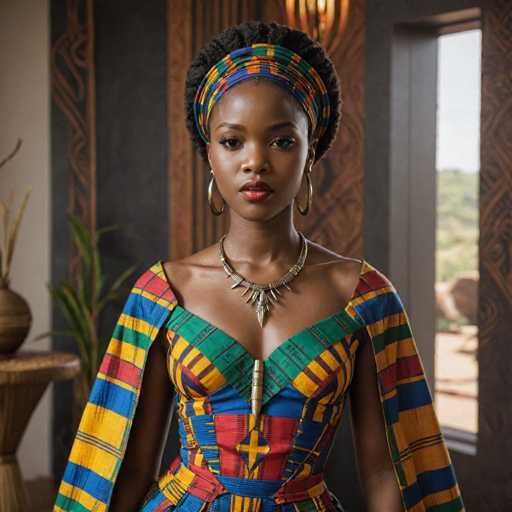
[0,139,33,355]
[34,213,139,409]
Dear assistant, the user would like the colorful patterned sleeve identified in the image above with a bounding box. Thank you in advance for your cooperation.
[53,263,178,512]
[355,264,465,511]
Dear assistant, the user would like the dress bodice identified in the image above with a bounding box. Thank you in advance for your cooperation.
[142,298,365,511]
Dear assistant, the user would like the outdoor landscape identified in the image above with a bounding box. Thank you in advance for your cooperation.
[435,167,479,434]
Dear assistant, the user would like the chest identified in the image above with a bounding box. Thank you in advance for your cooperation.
[170,267,355,361]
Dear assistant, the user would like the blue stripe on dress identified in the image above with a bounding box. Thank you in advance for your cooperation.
[397,380,432,412]
[62,462,112,503]
[88,379,135,418]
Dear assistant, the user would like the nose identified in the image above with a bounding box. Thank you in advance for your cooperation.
[240,142,269,174]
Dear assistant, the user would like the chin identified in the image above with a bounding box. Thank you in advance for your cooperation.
[235,202,292,223]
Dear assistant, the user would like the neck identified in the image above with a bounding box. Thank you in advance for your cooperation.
[220,206,302,270]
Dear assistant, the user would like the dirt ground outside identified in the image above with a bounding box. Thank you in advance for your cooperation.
[434,327,478,433]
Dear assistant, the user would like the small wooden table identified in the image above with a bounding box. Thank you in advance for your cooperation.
[0,351,80,512]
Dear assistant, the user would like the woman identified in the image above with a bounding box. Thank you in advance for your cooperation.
[54,21,464,512]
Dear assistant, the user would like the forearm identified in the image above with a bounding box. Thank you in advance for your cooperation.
[362,467,403,512]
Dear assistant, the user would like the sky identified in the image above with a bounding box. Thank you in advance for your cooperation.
[436,29,481,173]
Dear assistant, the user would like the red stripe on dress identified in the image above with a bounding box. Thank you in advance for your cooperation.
[135,267,177,303]
[187,463,225,501]
[99,353,141,388]
[379,355,423,394]
[359,268,391,293]
[156,500,171,512]
[215,413,248,477]
[259,415,297,480]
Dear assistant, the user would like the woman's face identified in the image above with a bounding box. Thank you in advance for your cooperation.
[206,79,316,222]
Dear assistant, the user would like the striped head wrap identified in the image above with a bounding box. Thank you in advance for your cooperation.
[193,43,331,144]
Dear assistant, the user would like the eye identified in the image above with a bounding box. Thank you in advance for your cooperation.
[219,137,241,151]
[271,137,296,150]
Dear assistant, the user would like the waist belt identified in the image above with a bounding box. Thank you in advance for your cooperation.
[156,456,329,506]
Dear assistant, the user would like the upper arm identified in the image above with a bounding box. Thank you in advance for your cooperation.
[349,327,393,480]
[110,326,176,510]
[123,327,175,477]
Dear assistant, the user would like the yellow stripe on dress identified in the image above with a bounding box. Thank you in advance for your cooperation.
[68,438,118,479]
[78,402,128,450]
[398,404,445,441]
[57,481,108,512]
[136,286,177,311]
[374,336,416,370]
[106,338,146,368]
[169,336,226,394]
[159,463,195,505]
[424,484,464,508]
[117,312,156,338]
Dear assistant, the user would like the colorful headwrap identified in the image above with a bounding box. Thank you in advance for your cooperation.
[193,43,331,144]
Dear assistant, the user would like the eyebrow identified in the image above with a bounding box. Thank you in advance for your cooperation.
[215,121,297,132]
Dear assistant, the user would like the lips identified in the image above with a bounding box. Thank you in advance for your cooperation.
[240,189,273,202]
[239,179,273,192]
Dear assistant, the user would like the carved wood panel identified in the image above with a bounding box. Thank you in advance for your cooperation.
[477,0,512,506]
[51,0,96,275]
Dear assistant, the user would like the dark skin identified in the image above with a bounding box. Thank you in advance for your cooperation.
[110,79,403,511]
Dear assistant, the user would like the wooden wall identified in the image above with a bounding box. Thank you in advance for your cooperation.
[478,0,512,507]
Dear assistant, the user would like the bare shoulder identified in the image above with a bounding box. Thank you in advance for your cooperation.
[305,238,362,270]
[305,239,364,296]
[161,244,219,295]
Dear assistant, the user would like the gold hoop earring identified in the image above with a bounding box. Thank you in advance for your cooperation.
[295,169,313,216]
[208,169,225,216]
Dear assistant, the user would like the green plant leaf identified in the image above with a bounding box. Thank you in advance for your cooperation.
[76,273,91,317]
[52,283,92,376]
[97,263,139,311]
[67,213,94,271]
[95,224,118,241]
[95,274,106,307]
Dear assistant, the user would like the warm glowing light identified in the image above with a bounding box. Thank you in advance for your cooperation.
[285,0,350,55]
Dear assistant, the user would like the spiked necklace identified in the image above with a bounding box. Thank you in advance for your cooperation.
[218,232,309,327]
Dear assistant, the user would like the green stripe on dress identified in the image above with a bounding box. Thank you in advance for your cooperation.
[111,323,151,351]
[55,494,93,512]
[263,311,363,405]
[166,306,254,401]
[373,323,412,354]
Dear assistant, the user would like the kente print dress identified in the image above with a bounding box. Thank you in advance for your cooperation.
[54,260,465,512]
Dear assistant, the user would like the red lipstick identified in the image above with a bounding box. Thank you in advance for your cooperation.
[239,179,274,202]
